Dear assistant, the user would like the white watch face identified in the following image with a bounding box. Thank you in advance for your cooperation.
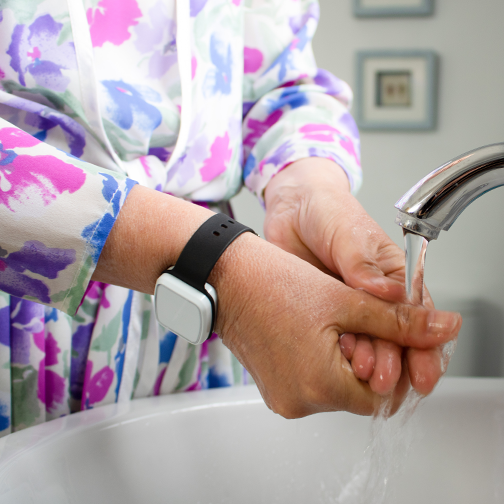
[155,273,216,345]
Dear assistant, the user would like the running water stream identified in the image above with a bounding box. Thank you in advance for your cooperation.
[332,231,434,504]
[404,230,429,305]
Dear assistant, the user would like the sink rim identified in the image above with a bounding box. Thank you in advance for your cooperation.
[0,376,503,478]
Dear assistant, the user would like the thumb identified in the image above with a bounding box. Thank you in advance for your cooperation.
[343,260,406,303]
[336,288,461,349]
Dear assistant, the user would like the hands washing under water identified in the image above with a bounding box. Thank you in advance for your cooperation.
[96,156,461,420]
[259,157,461,416]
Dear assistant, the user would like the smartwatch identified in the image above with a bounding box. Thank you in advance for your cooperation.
[154,213,255,345]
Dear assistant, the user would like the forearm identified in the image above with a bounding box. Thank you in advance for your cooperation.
[92,185,216,294]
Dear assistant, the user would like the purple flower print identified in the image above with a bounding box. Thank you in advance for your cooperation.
[0,241,76,304]
[314,69,346,98]
[339,113,360,142]
[190,0,209,17]
[258,140,296,175]
[2,93,86,157]
[244,110,283,151]
[0,305,9,347]
[6,241,76,280]
[169,133,209,187]
[70,322,95,402]
[133,2,177,79]
[0,263,51,304]
[87,0,142,48]
[7,14,76,92]
[10,298,44,365]
[288,2,320,34]
[102,80,162,134]
[148,147,171,163]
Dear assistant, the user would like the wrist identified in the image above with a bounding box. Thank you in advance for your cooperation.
[93,184,215,294]
[264,157,351,212]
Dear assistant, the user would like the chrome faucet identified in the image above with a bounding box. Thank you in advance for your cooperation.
[395,143,504,240]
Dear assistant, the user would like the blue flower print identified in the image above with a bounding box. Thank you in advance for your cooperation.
[102,80,162,134]
[203,34,232,97]
[267,87,309,114]
[7,14,76,92]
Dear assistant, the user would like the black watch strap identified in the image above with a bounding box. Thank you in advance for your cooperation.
[167,213,255,293]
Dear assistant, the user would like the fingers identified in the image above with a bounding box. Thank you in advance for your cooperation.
[339,333,356,361]
[368,339,402,395]
[406,347,444,396]
[351,334,375,381]
[338,289,462,349]
[339,333,403,396]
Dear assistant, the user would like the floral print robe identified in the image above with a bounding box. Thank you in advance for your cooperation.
[0,0,362,436]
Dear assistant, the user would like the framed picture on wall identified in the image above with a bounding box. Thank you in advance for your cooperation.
[353,0,434,17]
[355,50,438,130]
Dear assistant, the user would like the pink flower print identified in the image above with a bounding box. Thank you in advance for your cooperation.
[339,135,361,167]
[45,332,61,367]
[0,127,40,149]
[38,357,46,403]
[153,367,167,396]
[300,124,361,167]
[200,133,232,182]
[192,57,198,80]
[45,369,66,413]
[87,0,142,48]
[82,361,114,408]
[244,110,283,150]
[244,47,263,74]
[140,156,152,178]
[299,124,340,142]
[0,130,86,211]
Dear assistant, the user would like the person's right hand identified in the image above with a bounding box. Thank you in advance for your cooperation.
[210,232,461,418]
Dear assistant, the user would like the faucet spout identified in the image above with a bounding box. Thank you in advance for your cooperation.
[395,143,504,240]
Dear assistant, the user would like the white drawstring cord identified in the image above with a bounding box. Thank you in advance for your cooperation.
[66,0,125,172]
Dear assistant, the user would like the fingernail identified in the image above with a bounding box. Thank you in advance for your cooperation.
[369,277,389,292]
[427,311,460,336]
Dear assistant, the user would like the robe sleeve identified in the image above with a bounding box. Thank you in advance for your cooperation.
[0,119,137,315]
[242,0,362,205]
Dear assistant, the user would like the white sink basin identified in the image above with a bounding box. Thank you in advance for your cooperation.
[0,377,503,504]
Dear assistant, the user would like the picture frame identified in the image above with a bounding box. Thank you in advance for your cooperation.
[355,50,438,131]
[353,0,434,18]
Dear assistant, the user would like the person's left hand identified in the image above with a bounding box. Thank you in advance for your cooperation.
[263,157,444,398]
